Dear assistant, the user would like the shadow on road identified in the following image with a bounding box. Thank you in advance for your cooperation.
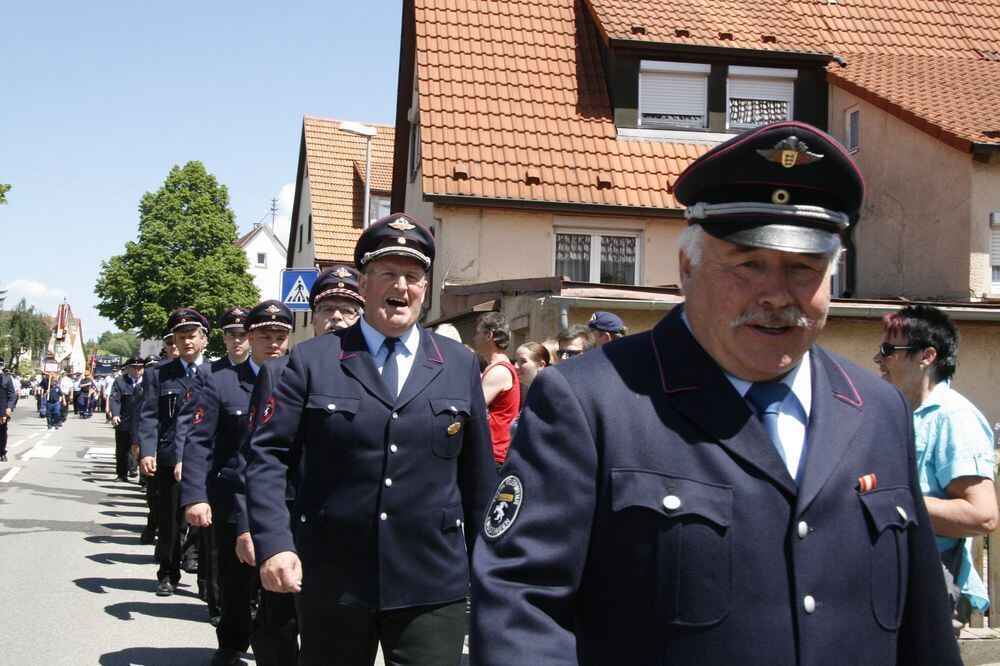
[87,551,156,566]
[85,534,144,546]
[100,510,148,518]
[100,521,143,532]
[99,646,225,666]
[104,600,208,623]
[75,576,200,599]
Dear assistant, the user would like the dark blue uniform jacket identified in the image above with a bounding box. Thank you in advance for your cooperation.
[109,375,140,433]
[470,307,960,666]
[181,360,255,531]
[245,323,496,612]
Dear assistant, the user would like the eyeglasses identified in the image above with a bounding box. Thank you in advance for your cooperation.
[316,304,360,318]
[557,349,584,359]
[878,342,916,358]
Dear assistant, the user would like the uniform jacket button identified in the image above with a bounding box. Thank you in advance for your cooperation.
[391,412,399,420]
[300,515,306,523]
[797,521,809,539]
[662,495,681,511]
[380,512,388,521]
[390,444,398,453]
[385,478,393,487]
[327,403,336,410]
[896,506,908,521]
[803,595,816,613]
[455,519,462,527]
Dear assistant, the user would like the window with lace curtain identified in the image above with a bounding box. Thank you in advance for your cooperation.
[555,232,638,285]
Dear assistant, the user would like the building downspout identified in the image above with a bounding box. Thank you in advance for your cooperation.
[843,217,858,298]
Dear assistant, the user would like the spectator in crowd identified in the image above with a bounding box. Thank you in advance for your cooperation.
[435,323,463,344]
[510,342,549,440]
[45,374,64,430]
[475,312,520,468]
[541,339,560,366]
[555,323,595,362]
[588,311,628,346]
[59,372,74,425]
[875,304,998,630]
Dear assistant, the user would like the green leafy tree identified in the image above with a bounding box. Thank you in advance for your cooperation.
[0,183,10,205]
[97,330,140,357]
[0,298,52,367]
[95,161,259,355]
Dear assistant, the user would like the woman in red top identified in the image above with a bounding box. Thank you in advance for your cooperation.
[474,313,520,467]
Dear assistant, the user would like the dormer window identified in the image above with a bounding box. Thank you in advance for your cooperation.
[726,66,796,130]
[638,61,709,129]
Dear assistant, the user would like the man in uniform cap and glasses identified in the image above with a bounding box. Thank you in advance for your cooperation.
[182,300,294,666]
[246,213,495,665]
[470,122,960,664]
[309,264,364,335]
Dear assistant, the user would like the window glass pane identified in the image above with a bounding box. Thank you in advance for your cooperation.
[370,195,391,223]
[847,110,860,151]
[555,233,591,281]
[256,253,266,266]
[600,235,636,285]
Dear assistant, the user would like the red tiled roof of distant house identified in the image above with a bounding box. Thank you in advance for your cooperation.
[302,117,394,263]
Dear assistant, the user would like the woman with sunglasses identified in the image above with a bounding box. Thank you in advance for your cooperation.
[875,304,997,633]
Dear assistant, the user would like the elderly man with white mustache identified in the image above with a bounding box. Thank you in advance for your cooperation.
[470,122,960,665]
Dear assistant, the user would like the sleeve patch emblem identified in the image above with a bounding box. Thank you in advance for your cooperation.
[192,407,205,425]
[260,397,275,425]
[484,474,523,540]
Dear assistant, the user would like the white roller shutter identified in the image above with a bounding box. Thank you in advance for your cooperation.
[639,71,708,129]
[727,77,794,129]
[990,224,1000,291]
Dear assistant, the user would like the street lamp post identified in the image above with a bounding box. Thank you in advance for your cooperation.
[340,121,378,229]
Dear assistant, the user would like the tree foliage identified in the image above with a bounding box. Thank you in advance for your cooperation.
[0,183,10,205]
[97,330,140,357]
[95,161,259,355]
[0,298,52,368]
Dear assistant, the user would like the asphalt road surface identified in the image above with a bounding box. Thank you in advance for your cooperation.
[0,403,471,665]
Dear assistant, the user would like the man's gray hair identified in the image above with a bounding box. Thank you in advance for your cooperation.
[678,224,842,274]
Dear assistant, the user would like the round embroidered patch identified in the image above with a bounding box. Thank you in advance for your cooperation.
[260,397,275,425]
[192,407,205,425]
[484,475,523,540]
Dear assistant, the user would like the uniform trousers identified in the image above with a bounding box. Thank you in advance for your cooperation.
[154,466,183,582]
[294,596,467,666]
[211,520,255,651]
[0,419,7,456]
[144,470,159,531]
[251,588,299,666]
[200,521,221,617]
[113,429,131,479]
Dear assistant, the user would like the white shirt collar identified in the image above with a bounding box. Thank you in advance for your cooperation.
[358,317,420,358]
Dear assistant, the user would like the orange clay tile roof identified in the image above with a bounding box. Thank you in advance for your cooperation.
[353,160,394,193]
[411,0,998,213]
[303,117,394,263]
[414,0,711,211]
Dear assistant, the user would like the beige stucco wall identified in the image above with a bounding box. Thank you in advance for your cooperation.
[828,89,974,300]
[971,156,1000,298]
[288,175,317,347]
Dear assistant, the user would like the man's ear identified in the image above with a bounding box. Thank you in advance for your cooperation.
[921,346,938,367]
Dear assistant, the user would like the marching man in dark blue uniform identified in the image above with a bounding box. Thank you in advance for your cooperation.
[109,356,145,481]
[245,213,496,665]
[138,308,212,596]
[470,122,961,665]
[182,300,293,666]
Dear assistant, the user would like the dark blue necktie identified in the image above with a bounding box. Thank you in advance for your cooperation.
[186,363,197,379]
[381,337,400,400]
[746,381,791,463]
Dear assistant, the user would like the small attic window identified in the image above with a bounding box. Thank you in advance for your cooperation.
[845,107,860,152]
[638,61,709,129]
[727,66,796,130]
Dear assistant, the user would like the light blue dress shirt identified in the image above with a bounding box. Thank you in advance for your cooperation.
[358,317,420,397]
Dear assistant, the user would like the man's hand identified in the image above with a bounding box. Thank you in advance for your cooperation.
[173,462,182,482]
[111,415,121,427]
[139,456,157,476]
[185,502,212,527]
[235,532,256,566]
[130,443,140,459]
[260,551,302,593]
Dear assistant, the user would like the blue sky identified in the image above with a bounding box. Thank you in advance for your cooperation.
[1,1,402,340]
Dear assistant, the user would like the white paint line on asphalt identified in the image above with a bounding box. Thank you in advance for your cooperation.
[20,444,61,460]
[0,467,22,483]
[84,447,116,460]
[9,432,42,449]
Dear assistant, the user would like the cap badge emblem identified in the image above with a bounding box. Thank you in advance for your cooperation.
[333,267,352,278]
[757,136,823,169]
[337,282,345,288]
[265,304,281,314]
[397,237,407,245]
[388,219,415,231]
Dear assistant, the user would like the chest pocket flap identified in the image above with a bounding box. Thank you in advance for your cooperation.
[430,398,471,418]
[611,469,733,528]
[860,487,917,533]
[430,398,471,459]
[306,395,360,416]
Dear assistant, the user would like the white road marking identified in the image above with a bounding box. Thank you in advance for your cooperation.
[1,467,22,483]
[7,432,41,450]
[21,444,61,460]
[84,447,116,460]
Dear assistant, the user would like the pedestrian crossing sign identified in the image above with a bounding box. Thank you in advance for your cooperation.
[280,269,320,310]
